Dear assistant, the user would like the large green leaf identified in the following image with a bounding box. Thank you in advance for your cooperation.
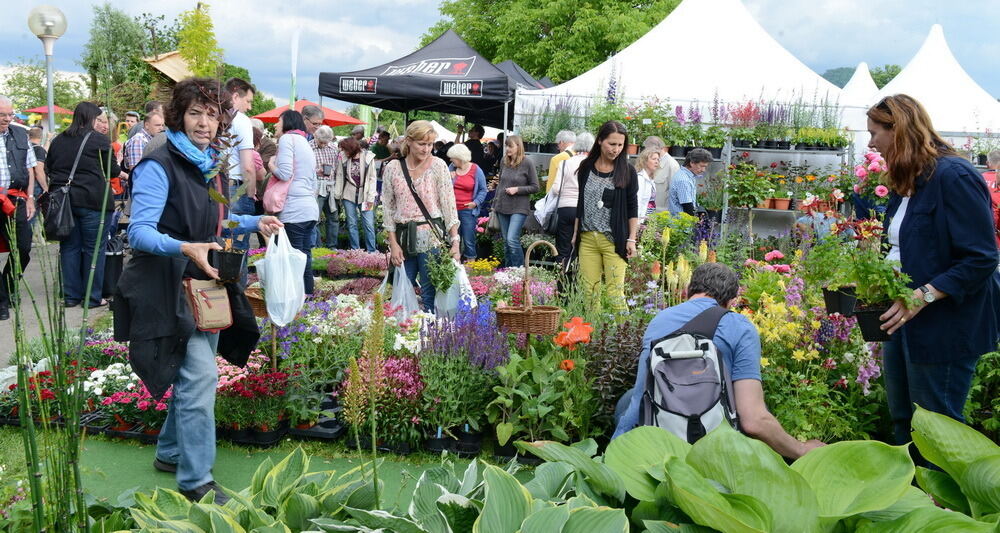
[960,455,1000,515]
[345,507,428,533]
[133,490,192,521]
[642,521,716,532]
[855,506,996,532]
[250,456,275,496]
[310,517,377,532]
[524,462,575,500]
[914,467,971,515]
[516,440,626,502]
[562,506,629,533]
[605,426,690,502]
[472,464,533,533]
[409,473,451,533]
[130,509,208,533]
[686,424,820,533]
[278,492,320,531]
[857,486,936,523]
[250,524,292,533]
[459,460,482,497]
[520,505,570,533]
[791,440,913,520]
[496,422,514,446]
[663,456,768,533]
[227,490,277,529]
[911,406,999,482]
[262,448,309,508]
[209,511,247,533]
[437,492,480,532]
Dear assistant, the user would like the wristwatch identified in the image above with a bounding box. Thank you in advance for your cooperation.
[919,285,936,304]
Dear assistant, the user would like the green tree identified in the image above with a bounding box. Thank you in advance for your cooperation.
[870,64,902,89]
[821,67,854,88]
[135,12,181,57]
[422,0,680,84]
[3,59,86,112]
[178,2,224,78]
[80,2,151,109]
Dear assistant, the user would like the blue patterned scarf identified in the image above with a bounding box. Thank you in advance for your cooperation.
[166,129,219,180]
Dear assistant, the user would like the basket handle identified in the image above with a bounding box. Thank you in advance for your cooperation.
[522,240,558,310]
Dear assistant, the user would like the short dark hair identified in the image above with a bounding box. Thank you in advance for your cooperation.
[683,148,713,168]
[278,110,308,135]
[164,78,231,135]
[28,127,43,141]
[687,263,740,304]
[144,100,163,114]
[469,124,485,137]
[65,101,102,137]
[378,130,390,140]
[225,77,256,97]
[339,137,361,158]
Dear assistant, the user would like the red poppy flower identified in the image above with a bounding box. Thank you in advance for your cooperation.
[560,359,575,372]
[554,317,593,351]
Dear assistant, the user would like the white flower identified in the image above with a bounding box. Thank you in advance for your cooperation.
[126,383,135,390]
[93,387,103,396]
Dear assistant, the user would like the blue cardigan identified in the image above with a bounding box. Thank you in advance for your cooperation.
[448,162,488,209]
[885,156,1000,364]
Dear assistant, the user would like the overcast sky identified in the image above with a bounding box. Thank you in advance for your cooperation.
[1,0,997,110]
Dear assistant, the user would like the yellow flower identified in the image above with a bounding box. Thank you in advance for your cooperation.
[792,349,807,362]
[795,177,804,184]
[760,357,770,368]
[661,227,671,244]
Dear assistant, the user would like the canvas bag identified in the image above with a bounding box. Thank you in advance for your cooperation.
[44,131,92,241]
[639,305,740,443]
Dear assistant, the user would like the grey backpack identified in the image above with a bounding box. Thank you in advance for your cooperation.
[639,305,739,443]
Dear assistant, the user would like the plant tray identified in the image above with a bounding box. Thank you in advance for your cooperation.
[137,426,160,444]
[106,423,143,440]
[289,419,345,440]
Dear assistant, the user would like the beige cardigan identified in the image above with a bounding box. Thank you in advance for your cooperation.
[334,149,378,207]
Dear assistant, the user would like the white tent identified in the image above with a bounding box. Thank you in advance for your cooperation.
[875,24,1000,134]
[841,62,880,108]
[429,120,503,141]
[515,0,840,119]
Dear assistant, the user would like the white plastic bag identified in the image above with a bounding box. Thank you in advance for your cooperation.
[380,265,420,322]
[254,227,307,326]
[534,189,558,227]
[434,259,477,318]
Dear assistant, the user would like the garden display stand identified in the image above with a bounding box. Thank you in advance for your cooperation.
[496,240,562,335]
[245,287,278,371]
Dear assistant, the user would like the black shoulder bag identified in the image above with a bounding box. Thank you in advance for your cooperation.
[397,162,448,257]
[45,131,92,241]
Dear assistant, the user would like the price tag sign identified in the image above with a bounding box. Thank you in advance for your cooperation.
[642,118,652,125]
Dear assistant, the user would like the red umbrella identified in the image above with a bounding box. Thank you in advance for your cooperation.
[253,100,364,127]
[23,105,74,115]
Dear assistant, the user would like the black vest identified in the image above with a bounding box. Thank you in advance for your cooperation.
[140,141,224,244]
[3,126,30,191]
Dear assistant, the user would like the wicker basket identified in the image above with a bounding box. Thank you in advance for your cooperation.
[495,240,562,335]
[245,287,268,319]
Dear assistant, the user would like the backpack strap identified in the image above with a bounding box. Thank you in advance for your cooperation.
[676,304,729,338]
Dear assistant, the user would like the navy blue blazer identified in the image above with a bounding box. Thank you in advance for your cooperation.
[885,156,1000,364]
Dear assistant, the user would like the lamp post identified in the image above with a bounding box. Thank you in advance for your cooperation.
[27,6,67,135]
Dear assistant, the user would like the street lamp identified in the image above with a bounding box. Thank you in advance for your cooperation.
[27,5,67,135]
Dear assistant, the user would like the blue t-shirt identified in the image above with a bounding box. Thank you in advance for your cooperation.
[668,166,698,214]
[612,297,762,439]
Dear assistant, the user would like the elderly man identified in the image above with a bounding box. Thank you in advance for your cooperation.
[0,96,39,321]
[302,105,325,138]
[614,263,826,459]
[643,136,679,213]
[350,125,366,142]
[311,125,340,248]
[123,112,164,172]
[668,148,711,216]
[545,130,576,193]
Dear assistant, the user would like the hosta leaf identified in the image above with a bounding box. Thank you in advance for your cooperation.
[472,464,532,533]
[524,462,574,500]
[911,406,999,482]
[663,456,767,533]
[791,440,913,520]
[516,440,626,502]
[562,506,629,533]
[520,505,570,533]
[278,492,320,531]
[251,457,275,496]
[960,455,1000,515]
[605,426,690,502]
[855,506,996,532]
[915,467,970,516]
[408,473,451,533]
[642,521,716,532]
[858,485,936,523]
[437,492,480,532]
[687,424,819,533]
[345,507,428,533]
[263,448,309,508]
[209,511,247,533]
[130,508,208,533]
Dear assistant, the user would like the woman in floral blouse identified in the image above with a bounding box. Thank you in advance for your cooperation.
[382,120,460,311]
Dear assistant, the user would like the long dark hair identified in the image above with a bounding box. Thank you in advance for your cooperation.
[64,101,102,137]
[279,110,308,134]
[578,120,632,188]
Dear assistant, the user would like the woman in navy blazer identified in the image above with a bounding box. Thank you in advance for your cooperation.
[868,95,1000,452]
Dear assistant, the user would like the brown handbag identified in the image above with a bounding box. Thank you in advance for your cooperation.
[183,278,233,332]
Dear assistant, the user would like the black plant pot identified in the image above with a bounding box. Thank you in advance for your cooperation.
[977,154,987,166]
[253,420,289,447]
[228,426,252,442]
[545,143,560,154]
[211,249,246,283]
[289,420,345,440]
[138,425,161,444]
[854,304,892,342]
[754,140,768,149]
[795,143,807,150]
[822,287,857,317]
[777,140,791,150]
[705,209,723,225]
[425,436,457,454]
[453,430,483,458]
[708,147,723,159]
[524,142,541,153]
[668,146,686,157]
[804,144,816,151]
[763,140,777,149]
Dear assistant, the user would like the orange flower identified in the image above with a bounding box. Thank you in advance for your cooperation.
[554,317,593,351]
[560,359,575,372]
[795,176,804,183]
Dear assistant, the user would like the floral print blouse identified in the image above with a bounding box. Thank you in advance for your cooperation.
[381,157,459,254]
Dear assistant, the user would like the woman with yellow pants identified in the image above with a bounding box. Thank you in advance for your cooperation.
[571,121,639,311]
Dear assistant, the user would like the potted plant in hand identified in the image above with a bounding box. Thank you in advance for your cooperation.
[801,235,856,316]
[841,220,915,341]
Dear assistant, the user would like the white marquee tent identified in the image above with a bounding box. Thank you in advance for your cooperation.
[875,24,1000,134]
[515,0,840,121]
[428,120,503,142]
[841,62,880,108]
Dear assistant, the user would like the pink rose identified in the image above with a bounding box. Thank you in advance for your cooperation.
[855,166,868,179]
[864,151,879,163]
[764,250,784,262]
[875,185,889,197]
[868,161,883,172]
[853,184,861,194]
[774,264,791,274]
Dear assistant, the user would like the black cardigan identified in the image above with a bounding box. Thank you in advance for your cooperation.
[47,130,121,212]
[574,161,639,260]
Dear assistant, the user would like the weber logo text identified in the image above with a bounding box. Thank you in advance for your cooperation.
[340,77,377,94]
[383,57,475,77]
[440,80,483,97]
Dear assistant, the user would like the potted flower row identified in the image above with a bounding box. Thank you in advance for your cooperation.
[215,371,290,446]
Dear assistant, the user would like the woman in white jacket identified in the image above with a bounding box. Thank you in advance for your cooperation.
[334,136,379,252]
[634,148,659,223]
[268,110,319,294]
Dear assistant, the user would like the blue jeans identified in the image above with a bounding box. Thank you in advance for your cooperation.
[883,334,978,451]
[497,212,527,267]
[156,331,219,490]
[59,207,112,306]
[343,200,376,252]
[403,253,434,312]
[457,209,478,260]
[315,196,339,249]
[283,221,316,295]
[226,195,257,251]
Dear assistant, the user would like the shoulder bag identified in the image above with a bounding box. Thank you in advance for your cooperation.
[183,175,234,332]
[397,161,448,257]
[45,131,92,241]
[263,137,295,214]
[544,159,567,235]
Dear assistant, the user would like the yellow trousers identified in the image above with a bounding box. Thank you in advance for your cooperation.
[578,231,627,311]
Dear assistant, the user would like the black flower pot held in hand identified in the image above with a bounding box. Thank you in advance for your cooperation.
[210,249,247,283]
[822,286,857,317]
[853,303,893,342]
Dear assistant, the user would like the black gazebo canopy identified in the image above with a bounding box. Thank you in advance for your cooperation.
[318,30,515,128]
